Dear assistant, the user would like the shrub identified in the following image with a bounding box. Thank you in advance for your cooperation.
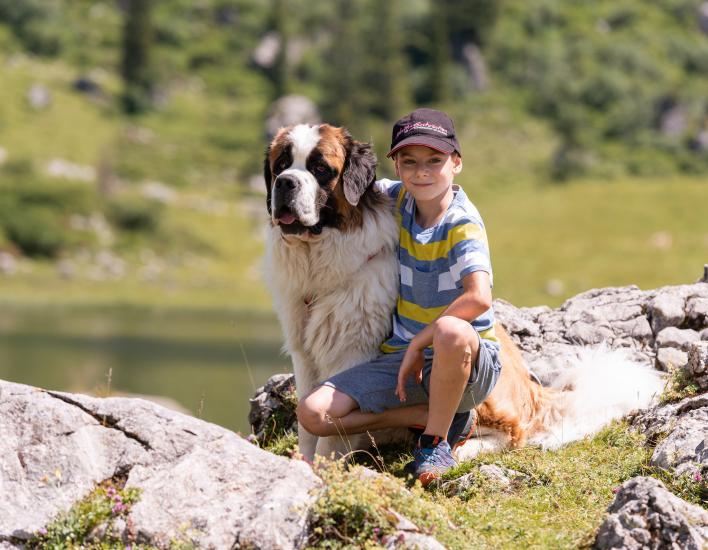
[106,195,164,233]
[2,206,66,257]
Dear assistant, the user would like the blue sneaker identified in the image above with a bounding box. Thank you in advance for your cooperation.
[413,436,456,487]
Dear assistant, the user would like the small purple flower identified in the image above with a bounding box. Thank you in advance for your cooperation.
[246,434,258,444]
[38,528,47,536]
[611,486,620,494]
[106,486,117,497]
[112,503,126,515]
[693,470,703,483]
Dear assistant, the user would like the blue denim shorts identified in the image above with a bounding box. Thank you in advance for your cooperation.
[321,337,501,414]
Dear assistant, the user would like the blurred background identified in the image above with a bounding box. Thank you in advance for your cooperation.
[0,0,706,433]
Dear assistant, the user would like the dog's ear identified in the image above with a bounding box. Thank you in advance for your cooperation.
[263,145,273,215]
[342,139,377,206]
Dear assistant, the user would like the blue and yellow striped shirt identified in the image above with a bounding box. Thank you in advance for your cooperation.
[376,179,498,354]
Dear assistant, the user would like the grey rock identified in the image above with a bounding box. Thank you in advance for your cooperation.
[631,394,708,446]
[0,379,320,549]
[700,3,708,35]
[26,84,51,110]
[656,327,700,352]
[701,328,708,341]
[686,295,708,325]
[593,476,708,550]
[649,292,685,333]
[252,31,280,69]
[651,406,708,476]
[656,347,689,371]
[687,341,708,390]
[248,373,297,445]
[0,252,16,275]
[383,531,447,550]
[265,95,320,140]
[440,464,528,496]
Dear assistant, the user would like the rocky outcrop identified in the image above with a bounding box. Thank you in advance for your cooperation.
[593,477,708,550]
[0,380,319,549]
[494,278,708,383]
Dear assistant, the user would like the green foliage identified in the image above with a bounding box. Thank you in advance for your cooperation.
[490,0,708,178]
[660,365,700,404]
[121,0,155,113]
[0,177,94,257]
[26,481,142,549]
[106,195,163,233]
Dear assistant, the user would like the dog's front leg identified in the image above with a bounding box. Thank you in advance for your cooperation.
[291,352,319,461]
[315,433,368,461]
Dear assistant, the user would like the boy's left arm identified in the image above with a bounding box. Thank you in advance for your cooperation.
[395,270,492,401]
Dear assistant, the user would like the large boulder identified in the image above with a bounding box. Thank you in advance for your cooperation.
[0,380,319,549]
[593,476,708,550]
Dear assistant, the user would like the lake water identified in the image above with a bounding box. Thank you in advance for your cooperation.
[0,305,288,434]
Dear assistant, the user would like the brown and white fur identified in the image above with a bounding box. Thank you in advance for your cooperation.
[262,124,401,459]
[262,124,664,462]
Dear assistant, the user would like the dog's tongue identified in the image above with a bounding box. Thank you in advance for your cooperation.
[279,213,296,225]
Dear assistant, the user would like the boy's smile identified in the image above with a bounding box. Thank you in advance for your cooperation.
[394,145,462,227]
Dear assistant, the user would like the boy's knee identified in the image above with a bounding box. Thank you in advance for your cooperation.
[433,316,477,351]
[296,391,336,437]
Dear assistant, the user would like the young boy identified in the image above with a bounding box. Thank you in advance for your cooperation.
[297,108,501,485]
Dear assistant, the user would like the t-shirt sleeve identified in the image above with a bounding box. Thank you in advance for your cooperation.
[374,178,402,200]
[447,219,493,288]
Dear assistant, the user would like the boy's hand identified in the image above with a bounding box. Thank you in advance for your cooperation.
[395,345,425,402]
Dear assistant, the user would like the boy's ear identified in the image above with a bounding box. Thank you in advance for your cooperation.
[452,154,463,175]
[342,140,377,206]
[263,145,273,215]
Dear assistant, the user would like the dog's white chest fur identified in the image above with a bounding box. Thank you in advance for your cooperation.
[264,204,399,390]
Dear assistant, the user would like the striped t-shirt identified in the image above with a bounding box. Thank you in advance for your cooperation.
[376,179,499,354]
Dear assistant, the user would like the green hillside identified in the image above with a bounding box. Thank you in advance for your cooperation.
[0,0,706,309]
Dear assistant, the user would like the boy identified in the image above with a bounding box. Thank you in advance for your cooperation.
[297,108,501,485]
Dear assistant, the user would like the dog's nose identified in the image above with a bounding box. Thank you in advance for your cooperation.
[275,175,298,190]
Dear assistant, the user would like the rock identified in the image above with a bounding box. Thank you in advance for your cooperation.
[265,95,320,139]
[593,476,708,550]
[656,327,700,352]
[0,379,319,548]
[686,295,708,326]
[649,292,685,333]
[383,531,447,550]
[46,158,96,182]
[440,464,528,496]
[140,181,177,204]
[72,77,101,95]
[26,84,51,110]
[631,394,708,448]
[656,347,689,371]
[687,341,708,390]
[460,43,488,91]
[252,31,280,69]
[700,2,708,35]
[249,373,298,445]
[650,405,708,476]
[0,252,17,275]
[701,328,708,341]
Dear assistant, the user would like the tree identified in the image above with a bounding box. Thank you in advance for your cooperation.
[121,0,155,114]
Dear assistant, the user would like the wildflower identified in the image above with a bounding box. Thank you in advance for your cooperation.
[112,503,126,515]
[38,528,47,536]
[693,470,703,483]
[611,486,620,494]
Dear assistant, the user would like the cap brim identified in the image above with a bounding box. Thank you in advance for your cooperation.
[386,136,456,158]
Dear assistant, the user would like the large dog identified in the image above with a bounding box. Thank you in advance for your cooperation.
[262,123,664,462]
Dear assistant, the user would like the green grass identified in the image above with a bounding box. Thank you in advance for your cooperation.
[307,422,705,550]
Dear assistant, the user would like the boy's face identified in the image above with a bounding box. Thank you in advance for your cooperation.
[394,145,462,203]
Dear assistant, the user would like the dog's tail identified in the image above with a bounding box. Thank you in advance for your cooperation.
[527,346,666,449]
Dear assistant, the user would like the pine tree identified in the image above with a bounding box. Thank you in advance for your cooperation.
[271,0,290,98]
[121,0,154,114]
[427,3,451,104]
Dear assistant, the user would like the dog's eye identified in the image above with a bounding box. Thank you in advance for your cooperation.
[275,158,290,173]
[314,164,327,174]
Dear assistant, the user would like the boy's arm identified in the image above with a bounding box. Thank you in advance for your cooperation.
[395,270,492,401]
[409,270,492,351]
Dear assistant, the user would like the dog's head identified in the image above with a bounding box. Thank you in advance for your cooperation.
[263,124,377,237]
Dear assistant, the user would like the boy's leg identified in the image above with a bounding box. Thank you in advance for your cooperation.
[297,385,428,437]
[423,315,480,439]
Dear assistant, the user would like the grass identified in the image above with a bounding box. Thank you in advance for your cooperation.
[304,421,706,550]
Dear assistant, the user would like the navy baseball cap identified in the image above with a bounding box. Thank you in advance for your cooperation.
[387,108,461,158]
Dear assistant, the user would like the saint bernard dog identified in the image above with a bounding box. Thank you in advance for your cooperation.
[262,123,664,462]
